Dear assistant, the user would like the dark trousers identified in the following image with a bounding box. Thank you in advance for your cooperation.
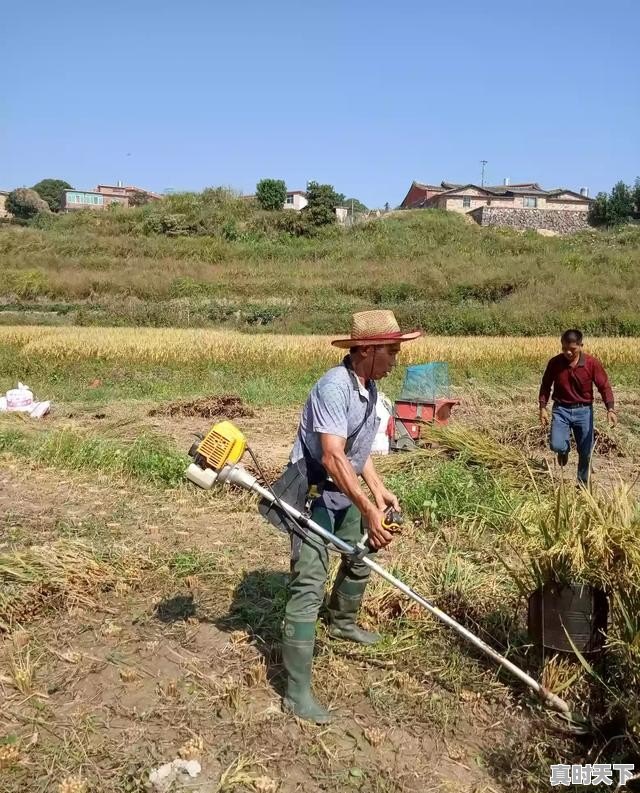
[285,503,372,626]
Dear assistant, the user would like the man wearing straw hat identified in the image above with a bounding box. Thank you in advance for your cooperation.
[281,310,421,723]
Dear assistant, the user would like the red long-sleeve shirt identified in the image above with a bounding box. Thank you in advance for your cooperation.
[539,353,614,411]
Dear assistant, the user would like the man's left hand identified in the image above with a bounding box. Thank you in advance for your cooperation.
[374,487,400,512]
[607,410,618,428]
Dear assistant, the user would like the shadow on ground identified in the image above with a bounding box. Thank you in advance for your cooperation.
[216,569,291,694]
[154,594,198,622]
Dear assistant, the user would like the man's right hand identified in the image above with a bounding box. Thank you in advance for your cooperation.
[365,505,393,550]
[539,407,550,428]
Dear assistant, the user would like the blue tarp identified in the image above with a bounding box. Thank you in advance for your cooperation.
[398,362,450,403]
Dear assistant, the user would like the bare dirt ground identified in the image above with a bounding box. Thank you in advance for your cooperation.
[0,466,517,793]
[1,396,635,792]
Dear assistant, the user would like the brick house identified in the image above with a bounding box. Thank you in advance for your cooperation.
[96,184,163,207]
[400,180,593,233]
[62,189,107,210]
[62,183,162,211]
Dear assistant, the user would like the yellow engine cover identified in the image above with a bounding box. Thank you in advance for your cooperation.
[197,421,246,470]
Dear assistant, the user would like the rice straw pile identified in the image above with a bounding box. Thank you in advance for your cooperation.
[0,540,148,630]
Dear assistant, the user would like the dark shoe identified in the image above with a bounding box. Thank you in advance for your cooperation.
[557,451,569,467]
[281,619,332,724]
[328,622,381,645]
[282,692,332,724]
[327,574,382,646]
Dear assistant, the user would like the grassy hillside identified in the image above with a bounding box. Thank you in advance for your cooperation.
[1,192,639,334]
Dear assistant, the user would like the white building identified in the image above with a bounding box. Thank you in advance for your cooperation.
[245,187,348,220]
[284,190,308,211]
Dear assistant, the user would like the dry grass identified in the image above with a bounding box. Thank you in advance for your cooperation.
[540,655,584,695]
[2,325,640,368]
[0,539,150,631]
[215,755,275,793]
[508,481,640,591]
[377,423,546,480]
[2,374,639,791]
[178,735,204,760]
[57,775,88,793]
[0,743,22,770]
[7,642,38,694]
[500,479,640,742]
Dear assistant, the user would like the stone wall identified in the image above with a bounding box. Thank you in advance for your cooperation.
[469,206,590,234]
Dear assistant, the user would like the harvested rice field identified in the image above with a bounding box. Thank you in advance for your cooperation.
[1,329,639,792]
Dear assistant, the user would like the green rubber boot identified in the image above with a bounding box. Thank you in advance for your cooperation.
[327,572,381,645]
[281,618,332,724]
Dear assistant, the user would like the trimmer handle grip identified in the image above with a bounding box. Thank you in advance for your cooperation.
[353,508,403,559]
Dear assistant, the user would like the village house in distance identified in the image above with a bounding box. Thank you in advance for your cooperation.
[62,182,162,211]
[243,188,349,223]
[400,179,593,234]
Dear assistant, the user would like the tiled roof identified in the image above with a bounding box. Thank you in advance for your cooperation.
[404,180,591,208]
[412,181,446,191]
[442,181,542,192]
[437,182,589,199]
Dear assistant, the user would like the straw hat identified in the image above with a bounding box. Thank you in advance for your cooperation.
[331,310,422,349]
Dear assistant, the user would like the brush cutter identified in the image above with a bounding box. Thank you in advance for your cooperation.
[185,420,581,723]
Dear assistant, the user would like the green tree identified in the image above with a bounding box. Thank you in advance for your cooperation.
[343,197,368,213]
[608,181,634,225]
[6,188,50,220]
[632,177,640,217]
[256,178,287,211]
[304,181,343,226]
[128,189,150,207]
[32,178,72,212]
[589,181,635,227]
[588,192,610,227]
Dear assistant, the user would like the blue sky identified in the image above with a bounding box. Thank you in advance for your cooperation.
[2,0,638,207]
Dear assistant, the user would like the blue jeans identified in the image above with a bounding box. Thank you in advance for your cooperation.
[549,404,594,484]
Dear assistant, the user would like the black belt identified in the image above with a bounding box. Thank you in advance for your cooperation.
[554,401,592,409]
[321,481,342,493]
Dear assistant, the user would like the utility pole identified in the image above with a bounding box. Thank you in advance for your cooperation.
[480,160,488,187]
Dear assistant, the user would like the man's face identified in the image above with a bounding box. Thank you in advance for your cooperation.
[561,340,582,363]
[368,343,401,380]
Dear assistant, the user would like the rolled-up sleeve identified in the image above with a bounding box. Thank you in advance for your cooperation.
[310,382,349,439]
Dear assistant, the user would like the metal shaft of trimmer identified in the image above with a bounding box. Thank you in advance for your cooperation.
[220,463,570,716]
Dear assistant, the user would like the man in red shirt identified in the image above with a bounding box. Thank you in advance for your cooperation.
[539,329,617,485]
